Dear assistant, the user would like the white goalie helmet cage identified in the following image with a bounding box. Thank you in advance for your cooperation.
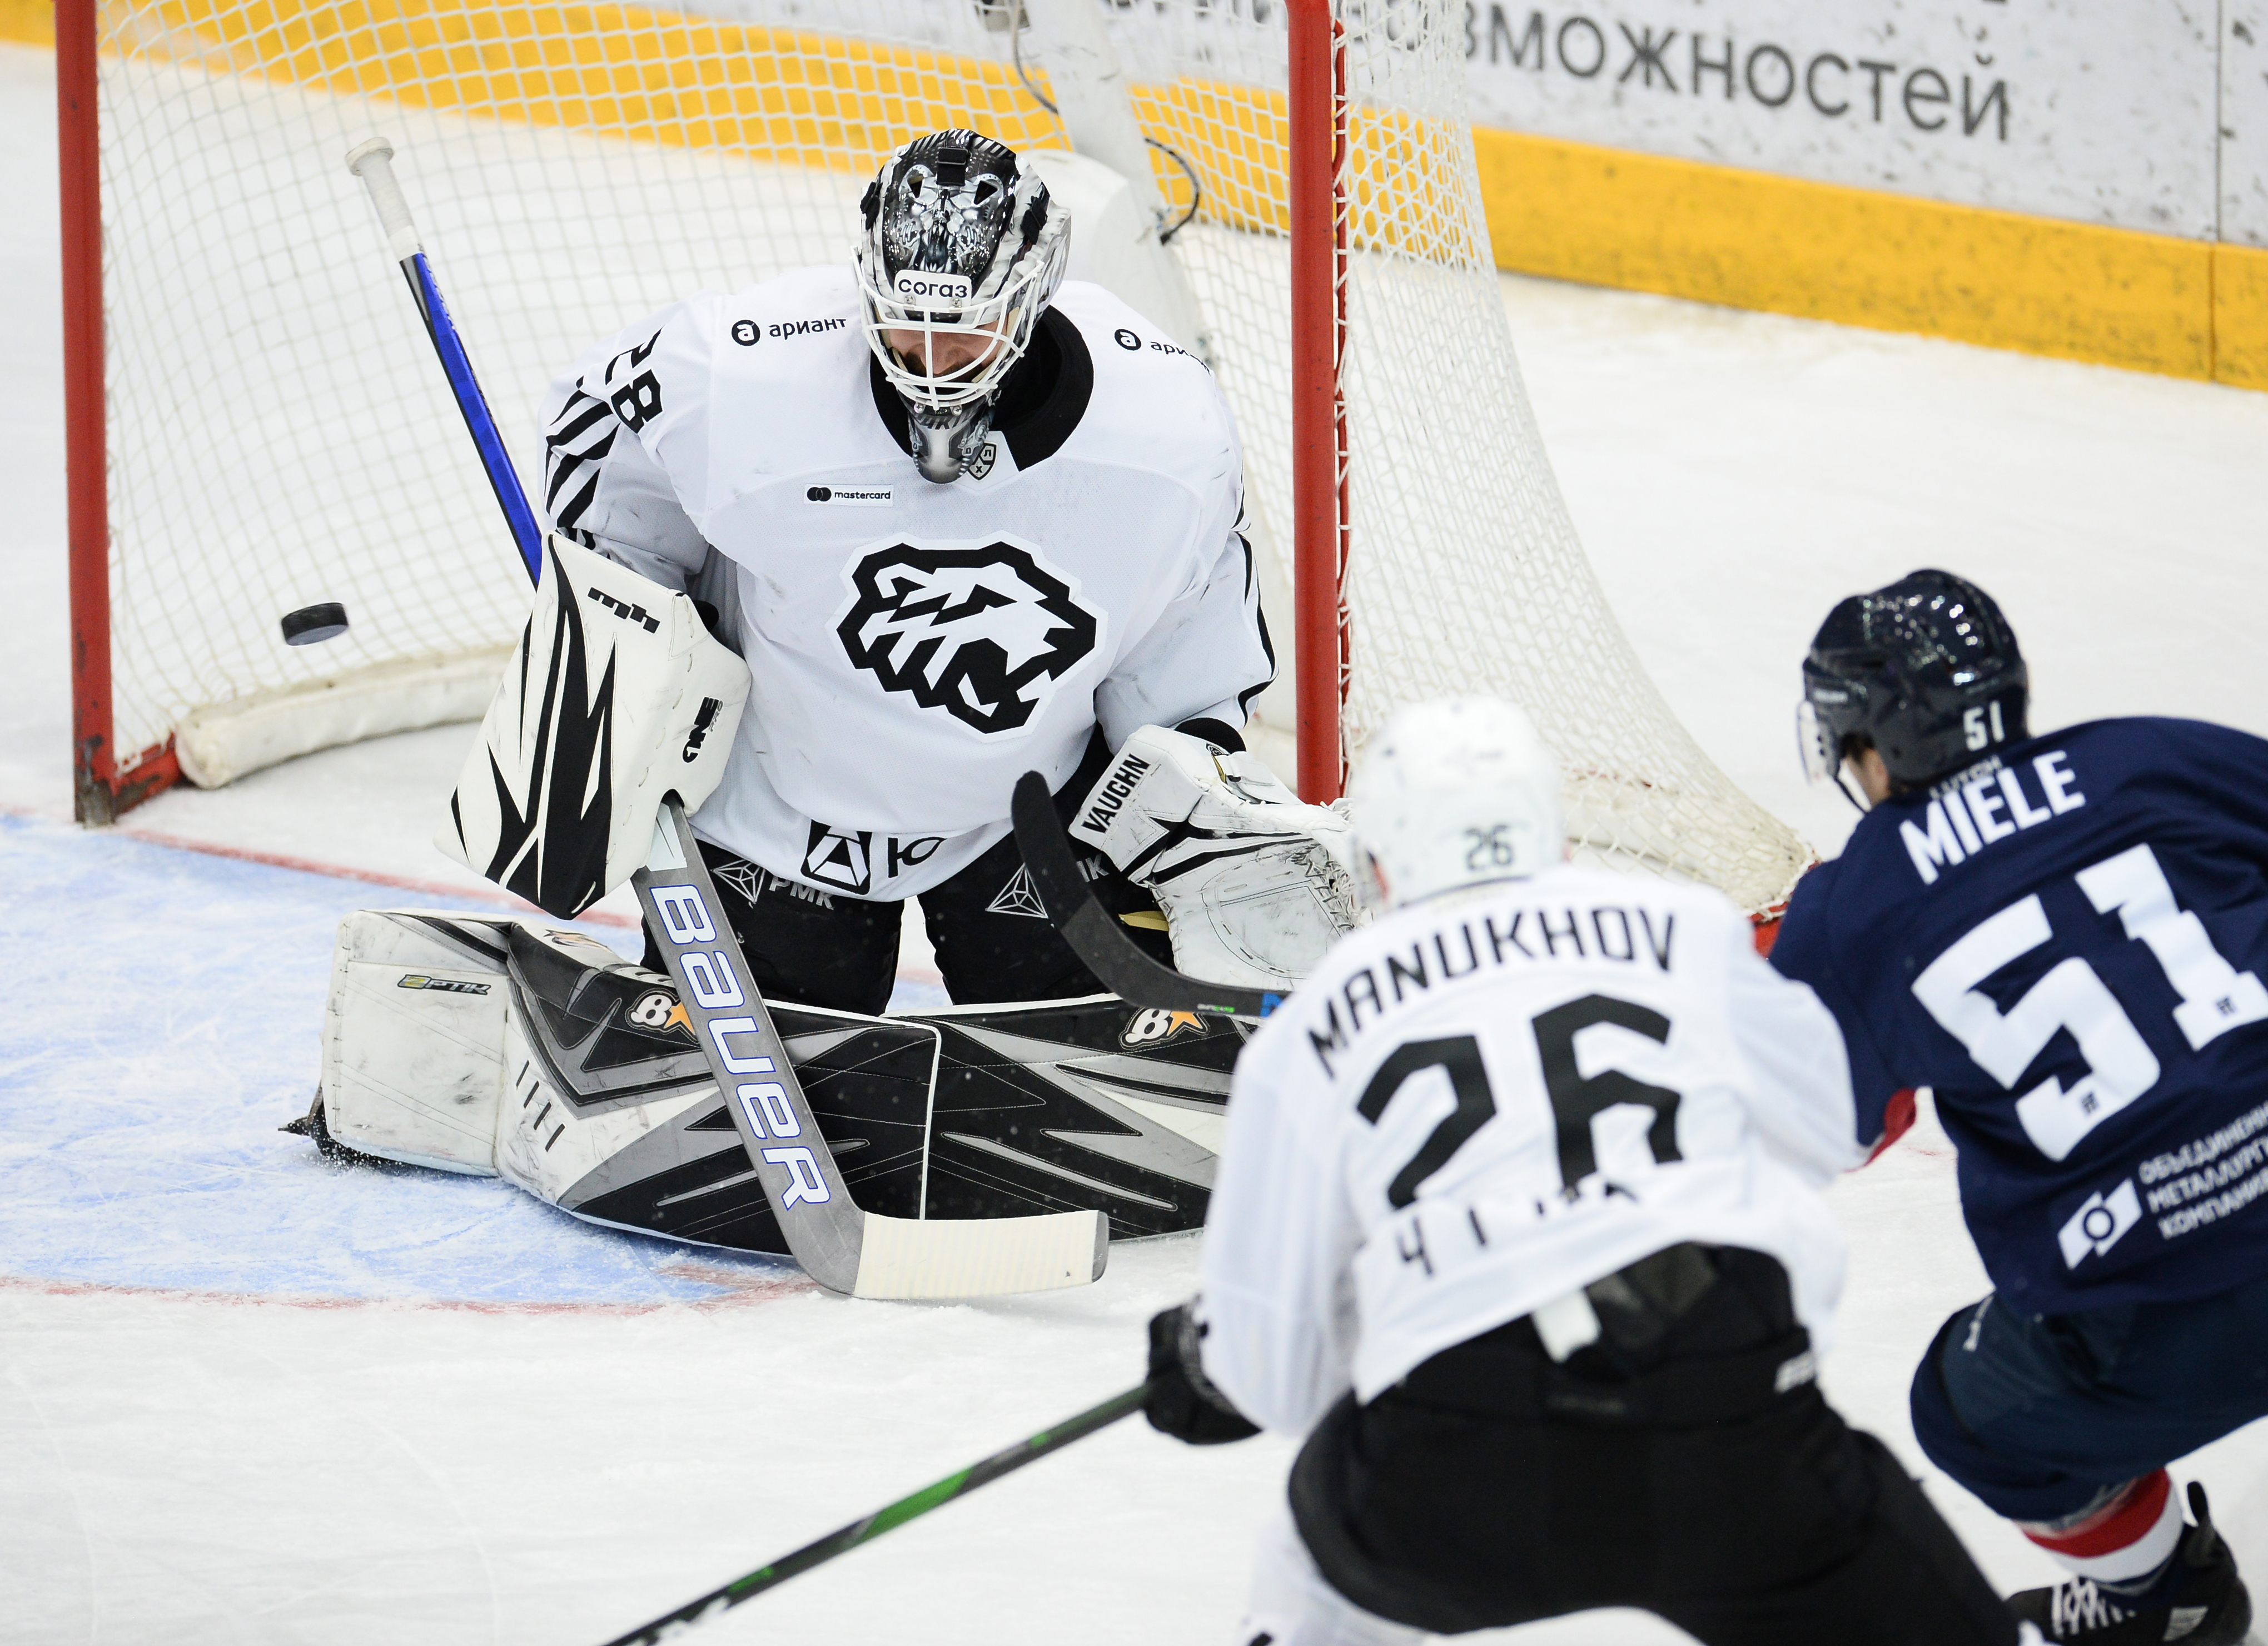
[1347,696,1568,912]
[854,129,1071,417]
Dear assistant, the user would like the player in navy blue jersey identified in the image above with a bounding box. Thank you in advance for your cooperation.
[1770,569,2266,1646]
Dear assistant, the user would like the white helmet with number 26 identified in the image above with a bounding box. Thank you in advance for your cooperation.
[1346,697,1565,913]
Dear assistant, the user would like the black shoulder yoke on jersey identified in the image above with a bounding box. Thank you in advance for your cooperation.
[867,306,1093,471]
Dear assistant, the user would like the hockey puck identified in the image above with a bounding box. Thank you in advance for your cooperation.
[280,602,350,646]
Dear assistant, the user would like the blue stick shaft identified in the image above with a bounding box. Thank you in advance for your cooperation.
[400,251,544,586]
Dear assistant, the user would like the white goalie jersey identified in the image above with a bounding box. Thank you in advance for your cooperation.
[1198,866,1866,1436]
[538,267,1274,900]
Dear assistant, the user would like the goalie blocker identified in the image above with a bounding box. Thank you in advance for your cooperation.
[439,533,749,919]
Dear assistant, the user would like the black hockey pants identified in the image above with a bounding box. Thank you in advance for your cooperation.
[1290,1246,2018,1646]
[639,734,1171,1015]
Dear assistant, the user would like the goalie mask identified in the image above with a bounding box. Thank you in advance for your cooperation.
[856,130,1070,484]
[1347,697,1565,912]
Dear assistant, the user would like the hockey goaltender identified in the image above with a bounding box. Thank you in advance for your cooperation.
[290,129,1361,1262]
[507,125,1358,1009]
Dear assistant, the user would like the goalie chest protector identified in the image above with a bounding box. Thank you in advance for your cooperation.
[545,268,1259,903]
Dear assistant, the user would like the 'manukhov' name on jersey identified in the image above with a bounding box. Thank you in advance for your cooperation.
[1199,866,1862,1438]
[536,267,1275,901]
[1772,718,2268,1315]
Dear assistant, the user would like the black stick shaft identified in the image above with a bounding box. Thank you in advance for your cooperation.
[595,1383,1150,1646]
[1009,771,1282,1023]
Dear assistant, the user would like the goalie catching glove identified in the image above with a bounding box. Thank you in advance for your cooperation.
[1070,725,1359,989]
[439,534,750,918]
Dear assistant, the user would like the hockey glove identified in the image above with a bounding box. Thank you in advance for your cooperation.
[1072,724,1359,990]
[441,535,749,918]
[1143,1301,1260,1445]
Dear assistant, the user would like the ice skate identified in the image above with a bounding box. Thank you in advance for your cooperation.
[2012,1485,2256,1646]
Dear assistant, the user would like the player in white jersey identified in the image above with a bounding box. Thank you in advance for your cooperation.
[525,129,1351,1011]
[1141,698,2030,1645]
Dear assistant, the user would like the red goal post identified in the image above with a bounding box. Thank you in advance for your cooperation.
[60,0,175,824]
[1287,0,1347,805]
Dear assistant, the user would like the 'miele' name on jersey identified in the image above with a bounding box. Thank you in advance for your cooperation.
[1307,899,1674,1076]
[1901,749,2087,885]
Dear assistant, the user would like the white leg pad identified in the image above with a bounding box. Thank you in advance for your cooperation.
[493,999,720,1207]
[320,911,512,1175]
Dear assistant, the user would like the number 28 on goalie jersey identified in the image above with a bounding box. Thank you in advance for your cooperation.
[1197,866,1863,1438]
[1770,717,2268,1317]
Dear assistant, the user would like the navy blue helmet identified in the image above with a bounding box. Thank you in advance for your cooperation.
[1800,569,2029,797]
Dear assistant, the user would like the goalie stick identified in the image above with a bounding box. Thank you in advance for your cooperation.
[595,1382,1148,1645]
[347,140,1107,1300]
[1009,770,1284,1024]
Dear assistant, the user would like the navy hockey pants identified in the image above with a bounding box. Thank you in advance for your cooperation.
[638,733,1169,1015]
[1911,1272,2268,1523]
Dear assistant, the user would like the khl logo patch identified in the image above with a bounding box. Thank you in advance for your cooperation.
[837,540,1099,734]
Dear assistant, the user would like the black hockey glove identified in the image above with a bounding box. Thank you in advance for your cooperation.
[1143,1301,1261,1445]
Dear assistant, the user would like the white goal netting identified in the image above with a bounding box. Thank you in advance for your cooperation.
[88,0,1810,909]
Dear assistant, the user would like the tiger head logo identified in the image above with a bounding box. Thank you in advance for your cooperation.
[837,541,1100,734]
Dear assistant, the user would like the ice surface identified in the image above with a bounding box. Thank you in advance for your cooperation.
[0,813,798,1304]
[6,36,2268,1646]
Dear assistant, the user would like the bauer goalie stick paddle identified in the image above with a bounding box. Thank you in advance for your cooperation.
[1009,771,1282,1023]
[346,140,1107,1300]
[594,1383,1148,1645]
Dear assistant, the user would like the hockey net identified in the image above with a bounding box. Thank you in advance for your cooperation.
[66,0,1811,912]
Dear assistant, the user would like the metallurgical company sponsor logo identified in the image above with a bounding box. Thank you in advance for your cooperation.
[2058,1180,2142,1269]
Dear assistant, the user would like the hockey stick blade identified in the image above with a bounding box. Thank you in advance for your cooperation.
[595,1383,1148,1646]
[636,797,1107,1300]
[1009,771,1283,1023]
